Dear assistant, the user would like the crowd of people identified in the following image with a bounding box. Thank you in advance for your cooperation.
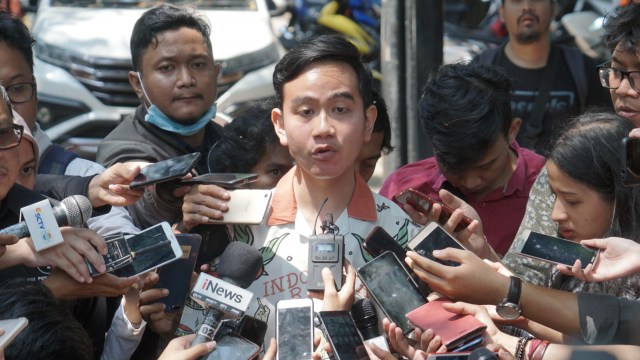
[0,0,639,359]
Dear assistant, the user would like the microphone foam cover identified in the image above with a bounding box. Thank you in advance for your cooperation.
[469,347,499,360]
[217,241,263,288]
[61,195,93,226]
[352,298,378,328]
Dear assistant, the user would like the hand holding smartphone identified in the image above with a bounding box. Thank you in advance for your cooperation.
[155,234,202,312]
[129,152,201,189]
[276,298,314,360]
[514,230,599,269]
[408,222,466,267]
[317,311,366,360]
[394,188,472,232]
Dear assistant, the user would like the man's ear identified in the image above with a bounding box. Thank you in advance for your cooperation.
[272,107,288,147]
[364,104,377,142]
[508,117,522,144]
[128,71,145,103]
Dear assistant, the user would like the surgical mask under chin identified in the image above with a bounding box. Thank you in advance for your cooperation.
[137,72,216,136]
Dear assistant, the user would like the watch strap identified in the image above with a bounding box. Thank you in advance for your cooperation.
[506,276,522,305]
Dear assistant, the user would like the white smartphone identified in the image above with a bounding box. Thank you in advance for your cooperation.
[276,298,314,360]
[207,189,272,225]
[0,317,28,350]
[111,222,183,277]
[514,230,599,269]
[407,222,466,267]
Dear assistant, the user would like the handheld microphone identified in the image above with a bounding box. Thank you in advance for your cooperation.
[469,347,499,360]
[0,195,92,238]
[351,298,390,352]
[190,241,263,354]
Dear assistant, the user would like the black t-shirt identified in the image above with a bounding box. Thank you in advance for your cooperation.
[493,46,611,154]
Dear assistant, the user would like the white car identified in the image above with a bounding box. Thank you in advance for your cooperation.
[31,0,283,159]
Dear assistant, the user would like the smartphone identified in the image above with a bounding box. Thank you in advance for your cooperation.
[204,333,260,360]
[514,230,599,269]
[155,234,202,312]
[394,188,472,232]
[405,299,486,350]
[111,222,183,277]
[407,222,466,267]
[317,311,365,360]
[0,317,28,349]
[215,316,268,348]
[129,152,201,189]
[426,353,471,360]
[180,173,259,188]
[363,226,407,262]
[207,189,272,224]
[357,251,427,334]
[276,298,314,360]
[621,137,640,186]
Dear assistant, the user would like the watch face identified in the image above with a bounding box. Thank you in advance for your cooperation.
[496,304,521,320]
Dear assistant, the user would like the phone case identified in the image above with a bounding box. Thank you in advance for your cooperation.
[394,188,472,232]
[181,173,259,188]
[155,234,202,312]
[406,299,486,350]
[363,226,407,259]
[129,152,201,189]
[207,189,272,224]
[0,318,28,349]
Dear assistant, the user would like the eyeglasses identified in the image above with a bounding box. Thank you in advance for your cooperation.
[0,124,24,150]
[597,62,640,93]
[5,82,35,104]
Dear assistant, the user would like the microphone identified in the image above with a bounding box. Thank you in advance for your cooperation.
[469,347,499,360]
[0,195,92,238]
[351,298,390,352]
[190,241,263,353]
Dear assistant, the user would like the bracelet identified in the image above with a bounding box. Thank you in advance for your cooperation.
[527,338,542,360]
[532,340,550,360]
[515,337,530,360]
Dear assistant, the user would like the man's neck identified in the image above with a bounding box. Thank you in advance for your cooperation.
[179,128,206,148]
[293,168,356,234]
[504,37,551,69]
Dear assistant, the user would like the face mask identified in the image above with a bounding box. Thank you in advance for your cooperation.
[136,72,217,136]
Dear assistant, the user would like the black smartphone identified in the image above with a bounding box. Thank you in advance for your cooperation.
[318,311,365,360]
[363,226,407,260]
[407,222,465,267]
[155,234,202,312]
[357,251,427,334]
[180,173,259,188]
[621,137,640,186]
[514,230,599,269]
[394,188,473,232]
[129,152,201,189]
[215,315,268,348]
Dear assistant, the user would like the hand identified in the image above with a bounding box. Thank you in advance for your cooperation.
[122,272,159,327]
[308,260,356,311]
[260,338,324,360]
[43,268,139,299]
[440,302,517,351]
[556,237,640,282]
[139,279,174,336]
[405,248,509,305]
[88,162,144,207]
[0,234,18,258]
[157,334,216,360]
[383,318,442,359]
[629,128,640,140]
[181,184,231,231]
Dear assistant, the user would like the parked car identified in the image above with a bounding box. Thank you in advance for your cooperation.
[30,0,284,160]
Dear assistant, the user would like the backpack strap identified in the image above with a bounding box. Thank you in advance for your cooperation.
[561,46,587,112]
[38,144,80,175]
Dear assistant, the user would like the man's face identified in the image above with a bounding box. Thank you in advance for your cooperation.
[246,143,293,190]
[0,100,20,200]
[609,45,640,126]
[0,41,37,131]
[129,28,220,124]
[272,60,375,181]
[500,0,554,44]
[356,130,384,182]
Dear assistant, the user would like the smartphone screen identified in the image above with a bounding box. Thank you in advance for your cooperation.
[205,334,260,360]
[318,311,364,360]
[155,234,202,312]
[130,152,201,189]
[181,173,259,187]
[276,299,313,360]
[517,230,597,268]
[112,222,183,277]
[408,223,464,267]
[357,251,427,333]
[622,137,640,186]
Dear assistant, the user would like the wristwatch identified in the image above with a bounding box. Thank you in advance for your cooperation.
[496,276,522,320]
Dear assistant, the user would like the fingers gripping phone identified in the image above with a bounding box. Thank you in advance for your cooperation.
[180,173,259,188]
[317,311,365,360]
[204,334,260,360]
[514,230,599,269]
[206,189,272,224]
[408,222,466,267]
[129,152,201,189]
[276,298,314,360]
[357,251,427,334]
[621,137,640,186]
[394,188,472,232]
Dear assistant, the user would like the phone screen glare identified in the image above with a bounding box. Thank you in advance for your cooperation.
[278,307,312,358]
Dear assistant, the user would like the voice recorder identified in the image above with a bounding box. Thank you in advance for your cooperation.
[307,212,344,292]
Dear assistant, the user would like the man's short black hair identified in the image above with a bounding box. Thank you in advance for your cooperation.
[0,280,93,360]
[273,34,373,109]
[130,4,212,72]
[419,62,513,174]
[0,11,35,73]
[371,89,394,155]
[603,4,640,56]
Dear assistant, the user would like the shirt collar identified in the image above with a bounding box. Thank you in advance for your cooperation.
[267,167,377,226]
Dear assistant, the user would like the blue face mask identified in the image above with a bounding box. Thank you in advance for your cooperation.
[137,72,217,136]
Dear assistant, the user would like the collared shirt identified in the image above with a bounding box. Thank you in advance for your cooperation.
[178,166,420,346]
[380,142,545,255]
